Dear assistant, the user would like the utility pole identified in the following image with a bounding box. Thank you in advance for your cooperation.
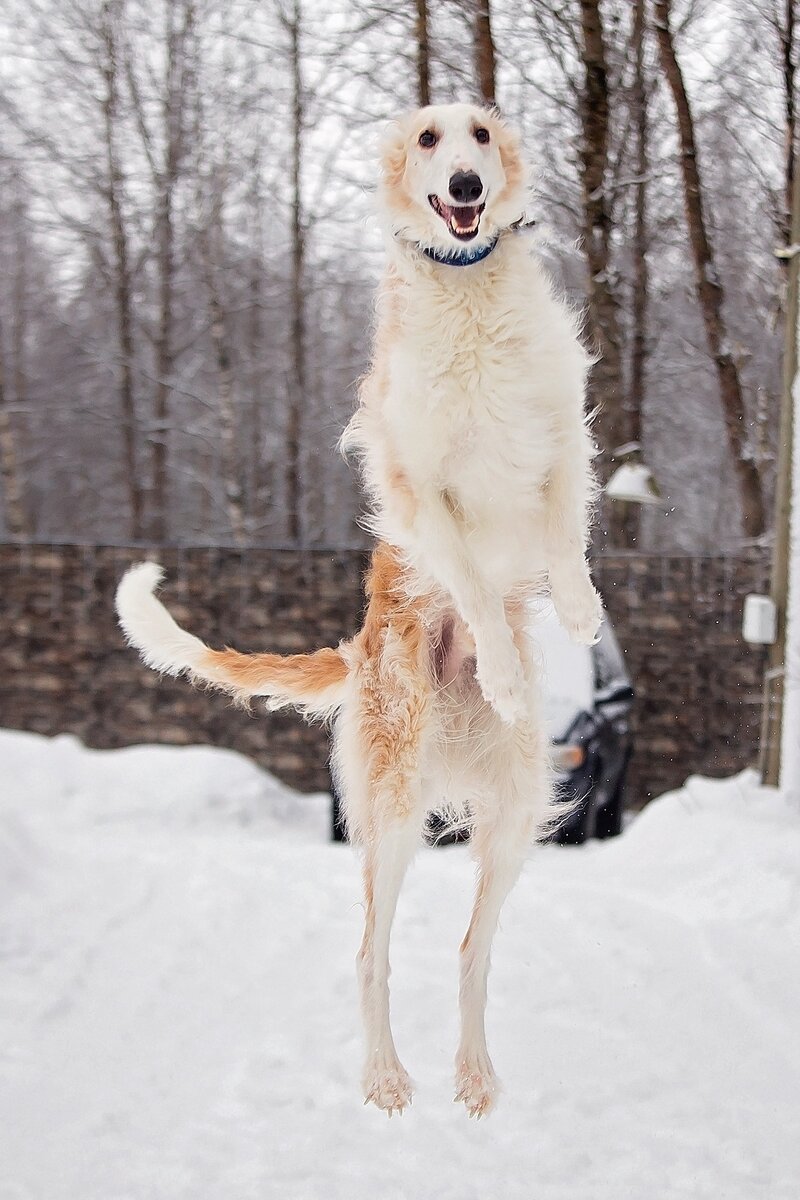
[781,309,800,800]
[763,134,800,786]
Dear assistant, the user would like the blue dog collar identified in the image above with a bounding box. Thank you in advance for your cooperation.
[421,236,499,267]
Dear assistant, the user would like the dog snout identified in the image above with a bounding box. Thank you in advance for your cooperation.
[448,171,483,204]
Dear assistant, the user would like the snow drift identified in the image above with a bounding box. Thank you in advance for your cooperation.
[1,729,798,1200]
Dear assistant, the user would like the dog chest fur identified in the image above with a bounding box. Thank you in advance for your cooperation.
[375,243,588,581]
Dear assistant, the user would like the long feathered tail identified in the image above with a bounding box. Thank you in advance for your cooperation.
[115,562,350,720]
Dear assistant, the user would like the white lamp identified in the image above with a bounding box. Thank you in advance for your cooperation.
[605,443,663,506]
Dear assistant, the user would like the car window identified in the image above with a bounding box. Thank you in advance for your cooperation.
[593,619,629,691]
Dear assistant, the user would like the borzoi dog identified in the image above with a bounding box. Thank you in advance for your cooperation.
[116,102,599,1118]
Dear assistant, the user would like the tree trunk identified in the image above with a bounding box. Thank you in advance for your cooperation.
[416,0,431,107]
[781,0,797,245]
[100,0,144,540]
[577,0,628,551]
[210,301,245,547]
[151,191,173,543]
[286,0,305,546]
[474,0,496,106]
[765,97,800,786]
[11,194,28,446]
[198,203,246,546]
[623,0,649,548]
[629,0,647,449]
[0,318,29,539]
[779,302,800,800]
[654,0,765,538]
[246,153,271,539]
[150,0,194,542]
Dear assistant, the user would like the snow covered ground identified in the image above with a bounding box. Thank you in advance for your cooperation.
[2,729,799,1200]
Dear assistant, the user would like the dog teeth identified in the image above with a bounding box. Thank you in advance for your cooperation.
[449,216,479,234]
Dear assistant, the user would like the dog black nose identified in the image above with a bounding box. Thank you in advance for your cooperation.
[449,171,483,204]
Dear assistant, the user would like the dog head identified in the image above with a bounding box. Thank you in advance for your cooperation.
[378,103,528,254]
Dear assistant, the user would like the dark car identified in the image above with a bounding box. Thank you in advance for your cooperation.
[543,607,635,844]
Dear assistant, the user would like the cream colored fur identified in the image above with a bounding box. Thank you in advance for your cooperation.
[115,103,600,1121]
[343,102,601,725]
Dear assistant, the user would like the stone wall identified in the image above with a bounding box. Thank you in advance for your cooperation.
[0,542,770,802]
[592,551,770,801]
[0,543,367,793]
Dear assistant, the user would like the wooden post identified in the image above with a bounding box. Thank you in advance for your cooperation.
[763,138,800,785]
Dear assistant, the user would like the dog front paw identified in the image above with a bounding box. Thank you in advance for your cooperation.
[475,639,528,725]
[552,578,602,646]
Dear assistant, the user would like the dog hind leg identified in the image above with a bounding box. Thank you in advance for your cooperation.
[355,619,433,1115]
[358,810,425,1115]
[455,711,551,1117]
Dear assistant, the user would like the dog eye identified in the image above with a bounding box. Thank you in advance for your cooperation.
[474,127,490,145]
[418,129,438,149]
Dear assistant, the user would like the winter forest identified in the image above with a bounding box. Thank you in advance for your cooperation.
[0,0,792,551]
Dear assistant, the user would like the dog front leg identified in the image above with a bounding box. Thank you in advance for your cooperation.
[543,441,602,645]
[410,489,527,725]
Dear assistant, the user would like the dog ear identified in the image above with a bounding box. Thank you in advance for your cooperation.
[378,114,421,225]
[380,118,410,190]
[485,111,529,222]
[494,116,525,199]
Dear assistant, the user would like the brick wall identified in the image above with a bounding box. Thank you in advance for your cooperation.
[0,542,770,802]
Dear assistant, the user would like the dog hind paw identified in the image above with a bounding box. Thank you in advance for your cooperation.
[363,1064,414,1116]
[454,1062,499,1118]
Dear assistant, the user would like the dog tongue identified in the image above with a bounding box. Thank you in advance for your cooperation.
[451,205,478,229]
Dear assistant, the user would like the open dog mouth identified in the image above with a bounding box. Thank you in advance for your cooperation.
[428,195,485,241]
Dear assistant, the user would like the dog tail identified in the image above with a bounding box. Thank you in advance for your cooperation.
[115,562,350,720]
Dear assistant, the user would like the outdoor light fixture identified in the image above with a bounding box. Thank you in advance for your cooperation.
[742,595,777,646]
[605,442,663,506]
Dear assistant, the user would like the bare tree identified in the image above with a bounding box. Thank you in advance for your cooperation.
[0,316,29,538]
[416,0,431,105]
[615,0,650,548]
[127,0,197,540]
[474,0,497,105]
[577,0,627,486]
[0,0,789,552]
[654,0,766,538]
[243,147,274,538]
[628,0,648,449]
[779,0,798,242]
[196,192,246,546]
[100,0,144,539]
[282,0,306,546]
